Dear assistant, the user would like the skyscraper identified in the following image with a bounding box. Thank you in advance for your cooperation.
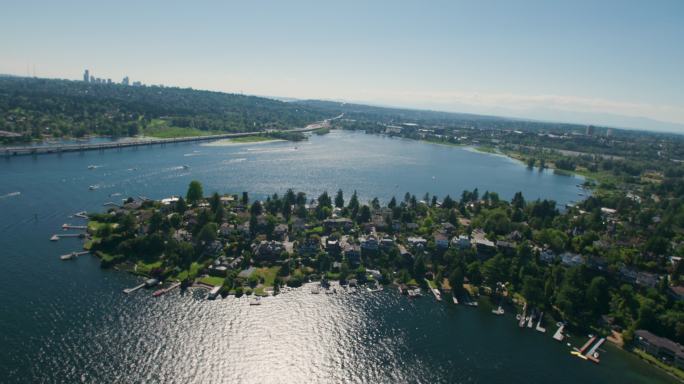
[122,76,129,86]
[585,125,595,136]
[83,69,90,82]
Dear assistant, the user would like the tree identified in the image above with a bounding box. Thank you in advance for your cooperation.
[175,196,187,214]
[586,276,610,316]
[209,192,221,213]
[318,191,332,208]
[186,181,203,204]
[388,196,397,209]
[449,267,464,295]
[250,201,263,216]
[334,189,344,208]
[358,205,371,223]
[197,222,218,244]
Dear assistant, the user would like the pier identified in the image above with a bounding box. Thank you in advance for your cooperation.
[535,312,546,333]
[62,224,87,230]
[50,233,84,241]
[60,251,90,260]
[153,282,181,297]
[585,338,605,363]
[123,283,146,294]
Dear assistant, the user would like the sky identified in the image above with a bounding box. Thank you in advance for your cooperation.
[1,0,683,132]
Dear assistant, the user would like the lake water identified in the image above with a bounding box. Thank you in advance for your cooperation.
[0,131,674,383]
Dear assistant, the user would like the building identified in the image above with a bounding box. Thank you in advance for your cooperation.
[560,252,585,267]
[451,235,471,250]
[434,233,449,249]
[83,69,90,82]
[634,330,684,369]
[586,125,595,136]
[122,76,129,86]
[251,240,284,262]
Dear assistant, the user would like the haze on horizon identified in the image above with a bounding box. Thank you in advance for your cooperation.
[1,0,683,133]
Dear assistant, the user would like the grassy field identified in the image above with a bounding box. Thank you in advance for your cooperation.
[198,276,225,287]
[252,266,281,287]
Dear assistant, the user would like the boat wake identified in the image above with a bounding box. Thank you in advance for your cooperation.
[0,191,21,199]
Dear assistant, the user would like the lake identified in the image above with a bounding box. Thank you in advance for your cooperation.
[0,130,674,383]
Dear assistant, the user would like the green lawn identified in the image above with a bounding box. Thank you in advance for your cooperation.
[252,266,281,287]
[135,261,163,275]
[198,276,225,287]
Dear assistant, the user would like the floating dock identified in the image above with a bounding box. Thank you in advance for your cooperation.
[535,312,546,333]
[553,325,565,341]
[585,338,605,363]
[577,336,597,355]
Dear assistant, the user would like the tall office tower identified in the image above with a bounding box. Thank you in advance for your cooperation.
[122,76,129,86]
[83,69,90,82]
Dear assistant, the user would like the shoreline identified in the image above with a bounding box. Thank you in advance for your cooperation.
[200,138,286,147]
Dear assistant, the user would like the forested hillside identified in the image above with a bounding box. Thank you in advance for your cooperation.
[0,76,328,142]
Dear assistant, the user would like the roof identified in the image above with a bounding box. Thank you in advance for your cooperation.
[635,330,684,358]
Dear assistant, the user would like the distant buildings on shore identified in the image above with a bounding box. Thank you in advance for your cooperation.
[82,68,142,87]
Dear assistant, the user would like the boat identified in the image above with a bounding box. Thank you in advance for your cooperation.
[492,306,505,315]
[182,165,190,169]
[452,296,459,304]
[60,252,77,261]
[431,288,442,301]
[87,165,97,170]
[88,185,99,190]
[250,297,261,305]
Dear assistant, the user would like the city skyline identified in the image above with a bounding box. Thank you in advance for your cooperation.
[2,0,683,132]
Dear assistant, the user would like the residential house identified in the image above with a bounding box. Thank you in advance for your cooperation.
[434,233,449,250]
[273,223,289,241]
[635,330,684,370]
[636,271,660,288]
[561,252,585,268]
[251,240,284,262]
[451,235,471,250]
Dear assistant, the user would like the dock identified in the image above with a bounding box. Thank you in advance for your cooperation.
[535,312,546,333]
[518,303,527,327]
[123,283,145,294]
[73,211,88,219]
[207,286,221,300]
[585,338,605,363]
[62,224,87,230]
[60,251,90,260]
[153,282,181,297]
[452,296,459,304]
[577,336,597,355]
[553,324,565,341]
[431,287,442,301]
[50,233,84,241]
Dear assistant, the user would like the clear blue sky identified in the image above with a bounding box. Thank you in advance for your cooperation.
[2,0,683,131]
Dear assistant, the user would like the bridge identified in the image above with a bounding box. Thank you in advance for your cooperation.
[2,114,342,157]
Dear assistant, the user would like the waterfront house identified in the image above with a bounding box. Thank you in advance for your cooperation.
[434,233,449,249]
[440,222,456,235]
[298,237,321,256]
[636,271,660,288]
[451,235,471,250]
[471,229,496,259]
[326,238,341,255]
[380,237,395,250]
[560,252,585,268]
[273,223,289,241]
[539,248,556,264]
[361,236,379,253]
[669,285,684,301]
[209,264,228,277]
[619,266,638,284]
[407,236,428,250]
[634,330,684,370]
[323,218,353,233]
[343,243,361,266]
[251,240,284,262]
